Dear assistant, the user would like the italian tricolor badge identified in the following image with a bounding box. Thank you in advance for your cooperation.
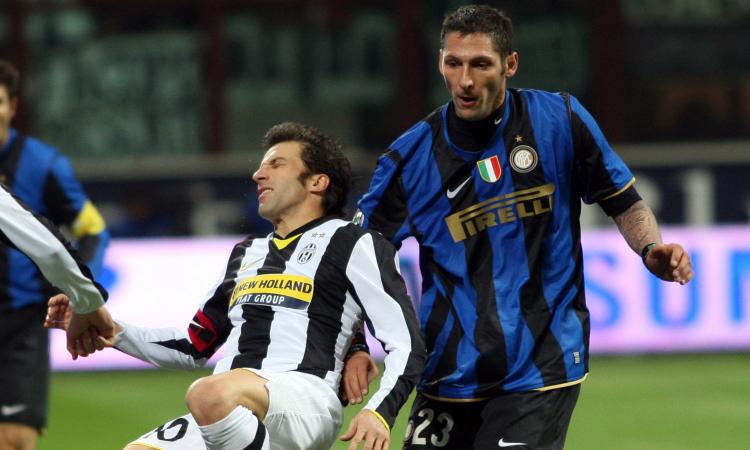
[477,155,502,183]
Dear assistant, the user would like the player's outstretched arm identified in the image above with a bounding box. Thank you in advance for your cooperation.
[339,409,389,450]
[0,186,108,313]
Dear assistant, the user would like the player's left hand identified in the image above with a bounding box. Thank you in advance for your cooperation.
[644,243,694,285]
[341,351,378,404]
[339,409,389,450]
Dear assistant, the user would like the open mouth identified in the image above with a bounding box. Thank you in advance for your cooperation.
[457,96,478,108]
[257,187,272,201]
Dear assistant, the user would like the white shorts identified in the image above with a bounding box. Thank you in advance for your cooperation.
[129,369,343,450]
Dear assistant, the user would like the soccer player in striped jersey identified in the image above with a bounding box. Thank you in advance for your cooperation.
[349,5,694,449]
[0,60,110,450]
[48,122,425,450]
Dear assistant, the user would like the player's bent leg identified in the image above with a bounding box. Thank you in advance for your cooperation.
[123,445,157,450]
[185,369,271,450]
[185,369,270,424]
[0,423,38,450]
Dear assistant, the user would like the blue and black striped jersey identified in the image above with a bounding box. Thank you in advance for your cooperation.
[356,88,636,399]
[0,128,109,311]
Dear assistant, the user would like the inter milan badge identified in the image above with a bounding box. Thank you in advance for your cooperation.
[297,243,316,264]
[509,145,538,173]
[477,155,502,183]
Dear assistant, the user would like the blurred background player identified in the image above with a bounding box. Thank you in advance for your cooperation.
[0,60,110,450]
[350,5,694,450]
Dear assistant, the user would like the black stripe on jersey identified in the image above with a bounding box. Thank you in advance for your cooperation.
[297,225,355,378]
[43,166,79,224]
[503,89,566,385]
[562,93,591,372]
[428,112,510,397]
[366,150,409,242]
[198,240,251,357]
[565,93,621,204]
[0,134,25,190]
[154,338,203,359]
[231,237,300,369]
[368,229,425,426]
[419,247,461,396]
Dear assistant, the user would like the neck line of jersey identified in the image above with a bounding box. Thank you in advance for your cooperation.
[272,215,337,240]
[441,93,512,162]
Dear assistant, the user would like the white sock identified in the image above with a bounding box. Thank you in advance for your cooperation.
[197,405,270,450]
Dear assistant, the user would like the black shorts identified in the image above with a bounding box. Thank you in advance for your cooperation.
[402,384,580,450]
[0,302,49,429]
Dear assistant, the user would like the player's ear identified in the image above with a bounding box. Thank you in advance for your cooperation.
[309,174,329,193]
[438,49,445,76]
[504,52,519,78]
[10,97,18,119]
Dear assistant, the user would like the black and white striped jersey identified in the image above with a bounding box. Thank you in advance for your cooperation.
[115,216,425,428]
[0,184,107,313]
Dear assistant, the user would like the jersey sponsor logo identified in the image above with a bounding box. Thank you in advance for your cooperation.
[297,243,316,264]
[509,145,538,173]
[477,155,502,183]
[498,438,527,447]
[446,176,472,199]
[230,274,314,310]
[444,183,555,242]
[1,404,27,416]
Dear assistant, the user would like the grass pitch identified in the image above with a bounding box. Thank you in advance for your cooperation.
[39,353,750,449]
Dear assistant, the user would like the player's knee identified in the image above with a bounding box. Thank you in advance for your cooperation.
[122,445,154,450]
[185,376,234,424]
[0,424,38,450]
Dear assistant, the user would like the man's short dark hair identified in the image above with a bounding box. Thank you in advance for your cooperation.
[0,60,20,99]
[263,122,352,218]
[441,4,513,57]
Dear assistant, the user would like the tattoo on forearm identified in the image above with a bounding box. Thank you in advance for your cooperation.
[613,201,661,254]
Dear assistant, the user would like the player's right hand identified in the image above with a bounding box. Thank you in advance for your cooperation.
[45,293,119,359]
[340,409,389,450]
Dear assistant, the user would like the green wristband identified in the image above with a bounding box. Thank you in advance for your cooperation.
[641,243,656,263]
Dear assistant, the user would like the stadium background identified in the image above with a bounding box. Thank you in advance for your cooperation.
[2,0,750,448]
